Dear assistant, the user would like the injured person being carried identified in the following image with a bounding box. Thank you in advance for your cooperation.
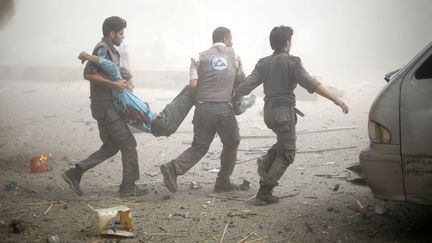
[78,51,256,137]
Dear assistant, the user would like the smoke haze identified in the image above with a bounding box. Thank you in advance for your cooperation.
[0,0,431,84]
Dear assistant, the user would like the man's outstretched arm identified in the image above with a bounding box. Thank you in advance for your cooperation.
[314,84,349,113]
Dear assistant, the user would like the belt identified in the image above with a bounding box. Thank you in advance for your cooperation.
[269,100,292,107]
[266,100,305,117]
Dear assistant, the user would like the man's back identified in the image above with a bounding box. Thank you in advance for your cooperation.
[255,51,320,105]
[195,44,237,103]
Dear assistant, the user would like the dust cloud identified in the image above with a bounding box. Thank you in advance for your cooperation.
[0,0,431,84]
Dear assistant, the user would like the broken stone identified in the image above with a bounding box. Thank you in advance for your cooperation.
[208,168,220,173]
[189,181,202,189]
[239,180,250,191]
[332,184,340,191]
[9,219,25,234]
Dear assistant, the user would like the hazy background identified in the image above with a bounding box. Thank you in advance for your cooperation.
[0,0,431,84]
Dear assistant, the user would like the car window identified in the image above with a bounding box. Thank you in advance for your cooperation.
[415,54,432,80]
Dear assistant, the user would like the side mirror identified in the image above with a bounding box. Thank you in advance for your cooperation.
[384,69,400,82]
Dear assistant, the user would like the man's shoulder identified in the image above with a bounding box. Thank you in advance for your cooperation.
[257,55,273,64]
[92,41,111,59]
[288,55,301,62]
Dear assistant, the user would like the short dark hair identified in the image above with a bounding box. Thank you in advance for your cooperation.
[269,25,294,51]
[102,16,127,37]
[212,26,231,43]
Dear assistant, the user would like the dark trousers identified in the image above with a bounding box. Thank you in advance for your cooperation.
[151,85,194,137]
[173,102,240,181]
[77,101,139,185]
[260,102,297,186]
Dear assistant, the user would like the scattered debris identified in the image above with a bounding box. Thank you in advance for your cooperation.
[169,212,190,218]
[30,154,52,173]
[322,161,336,166]
[4,182,16,191]
[145,171,161,177]
[346,163,362,174]
[143,232,188,237]
[47,235,60,243]
[374,198,385,215]
[162,194,173,200]
[227,210,257,218]
[238,231,256,243]
[0,179,37,193]
[305,222,314,234]
[208,194,250,202]
[44,203,54,215]
[298,146,357,154]
[239,180,250,191]
[9,219,25,233]
[346,171,367,185]
[356,200,365,210]
[219,223,229,243]
[189,181,202,190]
[55,181,64,190]
[314,174,342,178]
[208,168,220,173]
[88,204,134,237]
[332,184,340,192]
[345,163,367,185]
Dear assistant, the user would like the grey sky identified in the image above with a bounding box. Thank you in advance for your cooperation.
[0,0,431,83]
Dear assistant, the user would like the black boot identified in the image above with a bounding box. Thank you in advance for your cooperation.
[119,183,149,197]
[160,161,178,193]
[213,178,239,193]
[62,167,83,196]
[252,181,279,206]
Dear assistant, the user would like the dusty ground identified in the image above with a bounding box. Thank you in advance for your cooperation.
[1,79,432,243]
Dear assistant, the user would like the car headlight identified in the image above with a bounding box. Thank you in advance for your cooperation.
[368,120,391,144]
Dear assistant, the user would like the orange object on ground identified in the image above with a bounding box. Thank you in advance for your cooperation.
[30,154,52,173]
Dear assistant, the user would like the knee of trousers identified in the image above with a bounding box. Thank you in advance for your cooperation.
[283,149,296,164]
[191,143,211,155]
[118,136,137,154]
[100,142,120,157]
[222,137,240,151]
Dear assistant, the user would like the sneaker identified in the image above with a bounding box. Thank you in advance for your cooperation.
[62,168,83,196]
[160,162,178,193]
[119,184,149,198]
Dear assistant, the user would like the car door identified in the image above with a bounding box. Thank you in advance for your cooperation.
[400,45,432,202]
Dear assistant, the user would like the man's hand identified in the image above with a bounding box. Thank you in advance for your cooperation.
[114,80,129,91]
[314,84,349,114]
[334,99,349,114]
[126,81,135,92]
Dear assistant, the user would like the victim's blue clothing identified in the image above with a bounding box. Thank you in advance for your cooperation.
[97,57,155,132]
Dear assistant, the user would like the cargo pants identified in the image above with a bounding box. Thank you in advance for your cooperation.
[260,101,297,186]
[173,102,240,181]
[77,101,140,185]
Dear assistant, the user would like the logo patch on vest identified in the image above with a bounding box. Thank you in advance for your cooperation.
[209,54,230,71]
